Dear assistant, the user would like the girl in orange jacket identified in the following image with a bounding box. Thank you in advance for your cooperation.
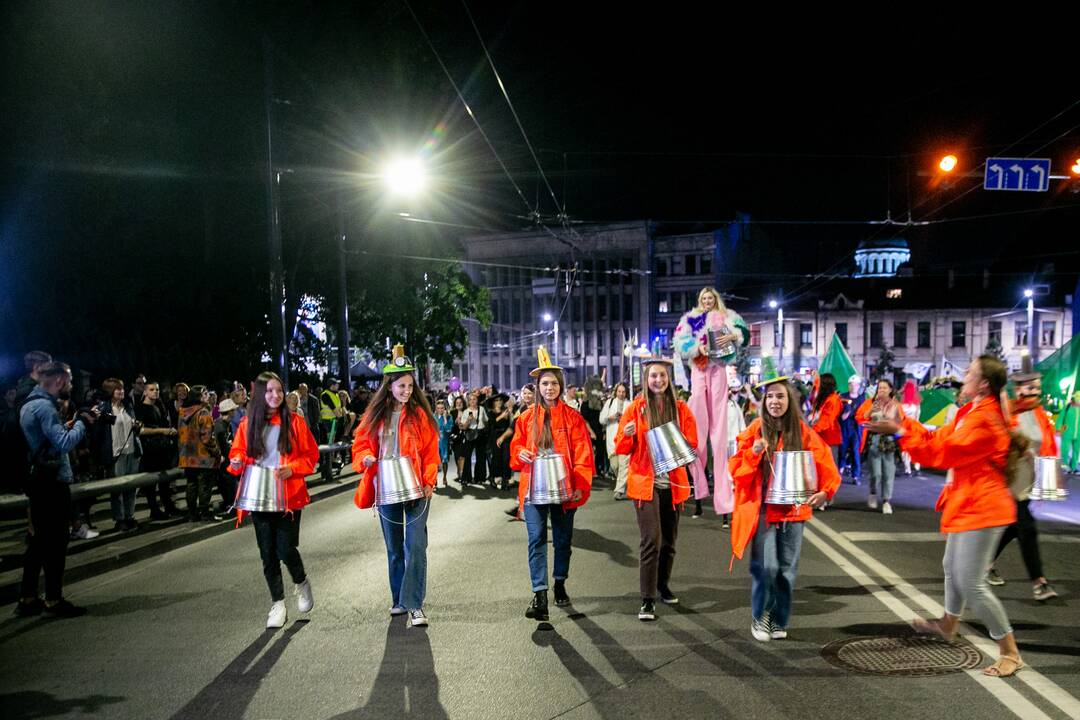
[613,357,698,621]
[810,373,843,459]
[728,376,839,642]
[351,346,440,628]
[227,371,320,629]
[866,355,1022,677]
[509,349,594,622]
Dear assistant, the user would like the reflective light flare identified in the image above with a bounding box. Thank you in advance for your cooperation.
[938,154,958,173]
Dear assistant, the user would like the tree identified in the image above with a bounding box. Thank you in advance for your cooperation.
[871,342,897,385]
[348,260,491,377]
[985,336,1007,363]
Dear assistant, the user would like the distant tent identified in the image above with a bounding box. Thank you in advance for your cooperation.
[919,387,957,427]
[819,333,858,390]
[349,359,382,381]
[1036,332,1080,406]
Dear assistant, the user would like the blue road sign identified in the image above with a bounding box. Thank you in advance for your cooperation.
[983,157,1051,192]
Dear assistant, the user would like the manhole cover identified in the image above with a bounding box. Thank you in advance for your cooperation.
[821,635,984,676]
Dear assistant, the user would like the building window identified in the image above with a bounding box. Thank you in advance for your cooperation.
[893,321,907,348]
[1014,320,1028,348]
[700,256,712,275]
[685,255,697,275]
[886,288,902,299]
[834,322,848,348]
[951,321,966,348]
[800,323,812,347]
[1041,321,1056,347]
[597,331,605,355]
[482,364,489,385]
[597,295,608,321]
[749,324,761,347]
[623,293,634,321]
[658,293,669,314]
[671,256,684,275]
[917,321,931,348]
[988,320,1002,345]
[672,292,685,313]
[512,298,522,324]
[461,363,469,383]
[869,322,883,348]
[655,258,668,277]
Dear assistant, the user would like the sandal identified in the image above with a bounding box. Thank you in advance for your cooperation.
[911,617,957,642]
[982,655,1024,678]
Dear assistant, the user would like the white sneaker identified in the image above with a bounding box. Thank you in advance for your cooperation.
[71,524,100,540]
[867,495,878,509]
[390,606,407,616]
[882,501,893,514]
[295,580,314,613]
[751,614,771,642]
[267,601,287,629]
[408,609,429,627]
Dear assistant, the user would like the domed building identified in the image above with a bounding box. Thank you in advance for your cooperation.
[854,238,911,277]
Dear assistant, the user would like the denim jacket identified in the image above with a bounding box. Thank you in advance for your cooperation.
[19,387,87,484]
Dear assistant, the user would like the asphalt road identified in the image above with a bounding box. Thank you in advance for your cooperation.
[1,467,1078,720]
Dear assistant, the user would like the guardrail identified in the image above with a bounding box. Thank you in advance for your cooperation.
[0,443,353,513]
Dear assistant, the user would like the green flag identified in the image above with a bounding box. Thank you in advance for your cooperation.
[1036,331,1080,412]
[819,333,858,390]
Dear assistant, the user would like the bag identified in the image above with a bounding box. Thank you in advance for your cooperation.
[995,406,1034,500]
[464,429,479,442]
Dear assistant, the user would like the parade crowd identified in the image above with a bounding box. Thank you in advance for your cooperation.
[8,286,1077,680]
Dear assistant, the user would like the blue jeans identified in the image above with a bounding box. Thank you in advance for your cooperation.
[867,444,896,501]
[378,499,429,611]
[749,514,804,629]
[840,426,861,479]
[524,503,576,592]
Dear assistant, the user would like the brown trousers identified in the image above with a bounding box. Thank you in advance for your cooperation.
[634,488,680,599]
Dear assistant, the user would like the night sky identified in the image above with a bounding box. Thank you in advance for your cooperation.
[3,1,1077,380]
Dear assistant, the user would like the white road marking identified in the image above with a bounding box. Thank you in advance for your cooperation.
[812,518,1080,720]
[842,531,1080,544]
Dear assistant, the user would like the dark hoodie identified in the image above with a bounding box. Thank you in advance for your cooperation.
[178,404,217,469]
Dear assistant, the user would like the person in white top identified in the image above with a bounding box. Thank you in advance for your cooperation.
[98,378,142,532]
[458,391,489,484]
[600,383,630,499]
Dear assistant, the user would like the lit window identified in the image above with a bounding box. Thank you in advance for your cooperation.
[886,288,902,299]
[658,300,669,313]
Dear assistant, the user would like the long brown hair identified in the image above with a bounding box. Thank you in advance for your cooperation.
[530,369,564,450]
[245,372,293,459]
[359,372,436,438]
[643,364,677,429]
[813,373,837,414]
[760,380,804,454]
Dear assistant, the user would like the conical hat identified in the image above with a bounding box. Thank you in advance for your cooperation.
[382,343,416,375]
[529,346,563,377]
[755,355,790,389]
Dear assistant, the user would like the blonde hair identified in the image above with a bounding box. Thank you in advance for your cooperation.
[696,286,727,314]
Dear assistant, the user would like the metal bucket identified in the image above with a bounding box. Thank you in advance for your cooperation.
[707,327,736,360]
[528,451,571,505]
[235,465,287,513]
[1030,456,1068,501]
[646,421,698,476]
[764,450,819,506]
[376,456,424,506]
[727,439,739,459]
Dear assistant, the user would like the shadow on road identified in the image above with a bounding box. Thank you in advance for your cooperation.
[328,619,447,719]
[168,619,308,720]
[2,691,124,720]
[572,528,637,568]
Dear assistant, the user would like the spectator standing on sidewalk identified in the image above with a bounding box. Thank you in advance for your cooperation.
[130,374,147,407]
[212,398,239,520]
[14,362,98,618]
[15,350,52,405]
[178,385,218,521]
[135,381,180,519]
[96,378,142,532]
[320,378,344,444]
[600,383,630,499]
[168,383,189,429]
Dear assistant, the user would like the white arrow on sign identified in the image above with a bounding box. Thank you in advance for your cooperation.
[1030,164,1046,190]
[988,163,1004,189]
[1010,164,1025,188]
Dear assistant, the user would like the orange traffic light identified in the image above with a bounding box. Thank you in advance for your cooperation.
[939,154,958,173]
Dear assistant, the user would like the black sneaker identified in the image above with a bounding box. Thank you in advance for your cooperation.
[43,599,87,619]
[658,586,679,605]
[553,580,571,607]
[525,591,549,621]
[638,599,657,621]
[13,598,44,617]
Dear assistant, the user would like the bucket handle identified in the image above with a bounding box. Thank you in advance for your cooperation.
[374,496,432,526]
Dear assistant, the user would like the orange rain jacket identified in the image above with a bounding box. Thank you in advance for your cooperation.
[854,397,903,453]
[612,396,698,506]
[228,413,320,519]
[509,401,594,512]
[1009,400,1058,457]
[899,396,1015,533]
[351,409,440,509]
[811,393,843,446]
[728,419,841,563]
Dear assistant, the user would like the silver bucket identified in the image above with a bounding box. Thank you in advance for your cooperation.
[727,439,739,458]
[528,451,571,505]
[646,421,698,476]
[235,465,287,513]
[1030,456,1068,501]
[376,456,424,506]
[764,450,819,506]
[707,327,736,360]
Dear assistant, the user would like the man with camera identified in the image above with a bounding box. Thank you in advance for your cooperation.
[14,362,99,618]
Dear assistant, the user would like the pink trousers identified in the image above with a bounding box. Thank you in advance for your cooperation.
[686,362,734,514]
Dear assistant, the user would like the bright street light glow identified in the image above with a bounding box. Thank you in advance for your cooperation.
[1024,288,1034,298]
[383,157,427,195]
[1071,158,1080,175]
[542,312,552,322]
[939,154,958,172]
[768,300,778,309]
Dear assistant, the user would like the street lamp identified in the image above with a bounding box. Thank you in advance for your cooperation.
[1024,287,1036,363]
[769,299,784,373]
[383,156,428,196]
[542,312,559,366]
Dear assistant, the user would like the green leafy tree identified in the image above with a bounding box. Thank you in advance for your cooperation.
[984,336,1007,363]
[348,260,491,375]
[871,342,897,384]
